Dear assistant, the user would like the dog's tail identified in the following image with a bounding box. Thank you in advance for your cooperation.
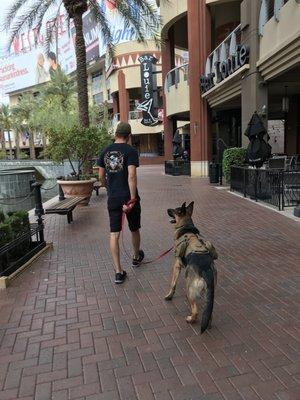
[201,269,214,334]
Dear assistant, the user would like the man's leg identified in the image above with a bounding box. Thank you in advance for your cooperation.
[110,232,122,273]
[131,230,140,259]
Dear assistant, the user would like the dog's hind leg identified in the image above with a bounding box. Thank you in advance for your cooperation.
[186,278,205,323]
[186,298,198,324]
[165,258,182,300]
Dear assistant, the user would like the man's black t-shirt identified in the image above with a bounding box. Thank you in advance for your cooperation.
[98,143,139,198]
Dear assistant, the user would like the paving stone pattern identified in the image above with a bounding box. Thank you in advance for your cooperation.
[0,166,299,400]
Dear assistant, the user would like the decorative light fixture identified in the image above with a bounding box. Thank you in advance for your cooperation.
[282,86,289,113]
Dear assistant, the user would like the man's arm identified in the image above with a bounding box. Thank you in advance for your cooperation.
[98,167,106,187]
[122,165,137,213]
[128,165,137,200]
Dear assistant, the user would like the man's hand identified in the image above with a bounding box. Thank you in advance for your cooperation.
[122,198,137,213]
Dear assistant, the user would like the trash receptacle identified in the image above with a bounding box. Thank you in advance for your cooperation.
[209,162,219,184]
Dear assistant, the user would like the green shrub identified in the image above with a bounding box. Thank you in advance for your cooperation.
[8,211,30,236]
[0,222,12,248]
[0,210,5,224]
[19,151,29,159]
[6,210,31,259]
[222,147,247,182]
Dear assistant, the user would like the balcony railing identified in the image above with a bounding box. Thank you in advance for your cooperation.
[259,0,292,35]
[112,110,143,125]
[204,24,242,80]
[164,63,189,92]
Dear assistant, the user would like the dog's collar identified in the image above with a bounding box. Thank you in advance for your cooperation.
[174,224,200,240]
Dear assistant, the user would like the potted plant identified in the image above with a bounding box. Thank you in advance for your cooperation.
[44,124,112,205]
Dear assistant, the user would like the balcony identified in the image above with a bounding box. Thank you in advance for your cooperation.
[164,64,190,118]
[112,111,163,135]
[258,0,300,80]
[200,24,249,107]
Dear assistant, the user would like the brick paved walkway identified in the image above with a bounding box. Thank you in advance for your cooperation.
[0,166,299,400]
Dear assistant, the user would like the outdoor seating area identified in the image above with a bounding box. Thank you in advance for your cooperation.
[230,166,300,210]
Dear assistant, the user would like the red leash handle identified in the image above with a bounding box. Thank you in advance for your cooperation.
[120,209,173,264]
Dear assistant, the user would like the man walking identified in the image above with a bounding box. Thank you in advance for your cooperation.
[98,122,144,284]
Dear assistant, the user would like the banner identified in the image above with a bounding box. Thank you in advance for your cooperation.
[137,54,159,126]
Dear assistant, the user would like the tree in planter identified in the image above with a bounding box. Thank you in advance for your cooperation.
[5,0,161,128]
[44,125,112,178]
[0,104,13,160]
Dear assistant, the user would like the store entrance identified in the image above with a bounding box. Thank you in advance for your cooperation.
[212,108,241,162]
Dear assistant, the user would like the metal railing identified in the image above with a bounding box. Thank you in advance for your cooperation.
[230,166,300,210]
[0,182,46,276]
[164,63,189,93]
[204,24,242,78]
[112,110,144,124]
[165,160,191,176]
[259,0,292,35]
[129,110,143,120]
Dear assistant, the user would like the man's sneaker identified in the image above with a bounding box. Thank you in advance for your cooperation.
[115,271,127,284]
[132,250,145,267]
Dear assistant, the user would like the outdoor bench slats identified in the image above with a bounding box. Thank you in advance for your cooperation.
[45,196,86,223]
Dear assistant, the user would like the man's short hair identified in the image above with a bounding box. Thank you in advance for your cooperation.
[115,122,131,138]
[48,51,57,63]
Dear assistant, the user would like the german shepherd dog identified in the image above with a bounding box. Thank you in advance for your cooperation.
[165,202,217,333]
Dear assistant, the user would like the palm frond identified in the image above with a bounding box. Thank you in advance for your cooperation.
[4,0,29,31]
[6,0,53,51]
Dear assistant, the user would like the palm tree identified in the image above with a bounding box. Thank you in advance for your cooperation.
[0,105,13,160]
[5,0,161,128]
[41,69,76,111]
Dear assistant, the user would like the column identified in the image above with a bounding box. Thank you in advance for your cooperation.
[112,93,119,115]
[162,27,175,160]
[118,70,129,123]
[241,0,268,147]
[187,0,211,177]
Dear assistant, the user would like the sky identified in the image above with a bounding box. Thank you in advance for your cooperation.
[0,0,16,54]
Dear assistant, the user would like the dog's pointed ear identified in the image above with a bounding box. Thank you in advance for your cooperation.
[181,202,186,212]
[186,201,194,216]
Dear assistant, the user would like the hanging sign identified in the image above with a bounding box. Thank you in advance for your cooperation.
[137,54,159,126]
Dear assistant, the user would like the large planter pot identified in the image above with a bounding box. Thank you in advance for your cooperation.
[57,179,96,206]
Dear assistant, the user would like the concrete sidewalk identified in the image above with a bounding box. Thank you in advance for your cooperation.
[0,166,299,400]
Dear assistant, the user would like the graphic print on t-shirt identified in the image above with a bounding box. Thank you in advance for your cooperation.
[104,151,124,173]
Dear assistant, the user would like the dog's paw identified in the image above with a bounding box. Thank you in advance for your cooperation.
[186,315,197,324]
[164,292,174,301]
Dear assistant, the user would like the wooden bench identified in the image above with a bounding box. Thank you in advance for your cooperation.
[93,181,104,196]
[45,196,86,223]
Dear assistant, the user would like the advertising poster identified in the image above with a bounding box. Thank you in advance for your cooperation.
[0,9,76,102]
[0,0,159,102]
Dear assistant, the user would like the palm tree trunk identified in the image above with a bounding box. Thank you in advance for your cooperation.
[8,132,13,159]
[0,131,5,152]
[15,131,20,159]
[73,13,89,127]
[29,131,36,159]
